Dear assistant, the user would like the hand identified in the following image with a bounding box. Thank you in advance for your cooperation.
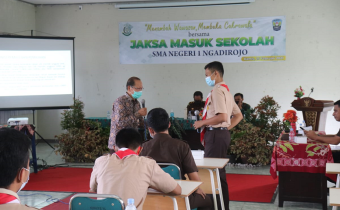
[304,130,318,140]
[89,189,96,193]
[138,108,147,116]
[195,187,206,199]
[193,121,204,130]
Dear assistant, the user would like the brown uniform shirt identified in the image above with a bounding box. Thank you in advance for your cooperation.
[0,188,38,210]
[90,154,177,210]
[206,81,241,127]
[186,101,205,115]
[140,133,198,179]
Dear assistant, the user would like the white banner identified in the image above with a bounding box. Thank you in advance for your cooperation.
[119,16,286,64]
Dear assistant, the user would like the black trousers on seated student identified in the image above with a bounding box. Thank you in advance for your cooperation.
[189,193,213,210]
[204,129,230,210]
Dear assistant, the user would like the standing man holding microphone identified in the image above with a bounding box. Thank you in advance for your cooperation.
[194,61,243,210]
[108,77,147,154]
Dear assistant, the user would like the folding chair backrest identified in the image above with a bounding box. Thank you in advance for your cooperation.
[69,193,125,210]
[158,163,181,180]
[157,163,197,210]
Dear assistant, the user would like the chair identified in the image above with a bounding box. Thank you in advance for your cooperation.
[69,193,125,210]
[158,163,197,210]
[158,163,182,180]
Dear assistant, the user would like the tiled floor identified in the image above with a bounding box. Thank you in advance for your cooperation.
[19,143,333,209]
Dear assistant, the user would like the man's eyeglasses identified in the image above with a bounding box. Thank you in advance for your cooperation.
[132,86,144,91]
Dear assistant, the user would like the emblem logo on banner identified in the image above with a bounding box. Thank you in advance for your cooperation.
[122,23,133,36]
[272,19,282,31]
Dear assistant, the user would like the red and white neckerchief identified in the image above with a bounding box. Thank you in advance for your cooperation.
[200,84,230,146]
[0,193,20,205]
[115,148,138,159]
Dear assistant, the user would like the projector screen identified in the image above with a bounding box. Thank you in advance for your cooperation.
[0,36,75,110]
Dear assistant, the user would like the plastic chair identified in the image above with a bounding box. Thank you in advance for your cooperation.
[69,193,125,210]
[157,163,197,210]
[158,163,182,180]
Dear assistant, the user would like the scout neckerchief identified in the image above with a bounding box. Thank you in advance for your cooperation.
[115,148,138,159]
[0,193,19,204]
[114,147,143,208]
[200,84,230,146]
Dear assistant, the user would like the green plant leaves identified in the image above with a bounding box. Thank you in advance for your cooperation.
[56,98,109,163]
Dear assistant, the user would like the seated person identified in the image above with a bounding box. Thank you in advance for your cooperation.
[187,91,205,116]
[305,100,340,147]
[234,93,251,115]
[90,128,181,210]
[0,128,37,210]
[140,108,213,210]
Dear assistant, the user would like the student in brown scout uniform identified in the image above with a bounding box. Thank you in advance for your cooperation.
[90,128,181,210]
[140,108,213,210]
[193,61,243,210]
[0,128,38,210]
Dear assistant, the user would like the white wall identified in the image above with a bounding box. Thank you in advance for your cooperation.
[0,0,35,36]
[34,0,340,139]
[0,0,36,125]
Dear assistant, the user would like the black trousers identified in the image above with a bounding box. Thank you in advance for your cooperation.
[189,192,213,210]
[204,129,231,210]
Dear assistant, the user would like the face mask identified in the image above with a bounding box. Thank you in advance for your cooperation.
[17,167,30,193]
[194,100,201,104]
[205,74,215,87]
[132,90,142,99]
[235,100,240,105]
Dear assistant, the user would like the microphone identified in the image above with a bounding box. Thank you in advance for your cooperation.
[141,99,145,108]
[140,99,146,140]
[194,110,200,133]
[308,87,314,97]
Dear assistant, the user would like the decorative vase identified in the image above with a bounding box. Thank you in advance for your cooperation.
[291,122,296,136]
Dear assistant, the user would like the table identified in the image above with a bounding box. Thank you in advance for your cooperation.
[146,180,202,210]
[0,124,38,173]
[330,188,340,207]
[270,137,335,210]
[194,158,229,210]
[326,163,340,210]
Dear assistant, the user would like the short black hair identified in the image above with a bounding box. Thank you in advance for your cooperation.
[194,91,203,98]
[147,108,169,133]
[0,128,31,188]
[234,93,244,99]
[204,61,224,77]
[126,77,141,90]
[334,100,340,107]
[116,128,142,150]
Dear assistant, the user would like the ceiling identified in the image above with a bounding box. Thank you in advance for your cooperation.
[20,0,183,5]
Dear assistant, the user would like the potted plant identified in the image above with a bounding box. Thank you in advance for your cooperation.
[229,120,273,165]
[55,98,109,162]
[229,96,285,165]
[283,109,298,135]
[294,86,305,100]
